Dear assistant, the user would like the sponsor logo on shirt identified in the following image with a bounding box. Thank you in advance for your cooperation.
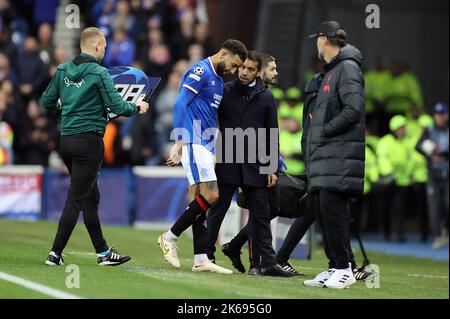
[64,77,85,88]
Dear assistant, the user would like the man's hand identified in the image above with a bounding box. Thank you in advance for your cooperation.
[136,100,150,114]
[267,173,278,187]
[166,141,183,166]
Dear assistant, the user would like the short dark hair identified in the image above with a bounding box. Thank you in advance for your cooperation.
[260,53,275,69]
[221,39,247,63]
[328,29,347,48]
[246,50,263,71]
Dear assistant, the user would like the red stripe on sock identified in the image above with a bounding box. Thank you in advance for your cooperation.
[249,238,253,261]
[196,196,209,213]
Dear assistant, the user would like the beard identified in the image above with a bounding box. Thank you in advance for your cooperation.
[318,51,326,64]
[216,61,226,76]
[266,76,277,85]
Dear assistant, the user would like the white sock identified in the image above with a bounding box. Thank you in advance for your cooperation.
[194,254,209,266]
[164,230,178,242]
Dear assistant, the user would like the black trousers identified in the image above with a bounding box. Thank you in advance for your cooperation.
[227,186,279,256]
[207,182,277,267]
[412,183,428,241]
[427,175,449,237]
[313,190,352,269]
[276,194,317,264]
[51,133,108,255]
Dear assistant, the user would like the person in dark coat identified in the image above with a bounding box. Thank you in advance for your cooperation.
[303,21,365,289]
[206,51,292,277]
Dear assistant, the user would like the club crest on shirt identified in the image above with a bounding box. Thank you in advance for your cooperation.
[200,168,209,179]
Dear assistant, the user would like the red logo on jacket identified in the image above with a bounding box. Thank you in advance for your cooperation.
[323,84,330,92]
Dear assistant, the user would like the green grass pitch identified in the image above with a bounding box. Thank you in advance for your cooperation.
[0,219,448,299]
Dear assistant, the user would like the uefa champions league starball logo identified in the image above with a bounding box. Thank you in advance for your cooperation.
[194,66,204,75]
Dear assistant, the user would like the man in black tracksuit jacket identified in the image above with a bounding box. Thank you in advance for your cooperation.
[206,52,292,276]
[304,21,365,289]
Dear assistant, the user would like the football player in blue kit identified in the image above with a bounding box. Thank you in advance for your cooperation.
[158,39,247,273]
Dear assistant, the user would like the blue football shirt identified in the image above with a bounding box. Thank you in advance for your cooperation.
[179,57,224,152]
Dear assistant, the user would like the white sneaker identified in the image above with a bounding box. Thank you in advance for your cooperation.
[303,269,336,287]
[432,236,449,250]
[157,233,181,268]
[192,261,233,274]
[323,268,356,289]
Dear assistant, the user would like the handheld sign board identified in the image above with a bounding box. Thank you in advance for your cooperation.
[107,66,161,120]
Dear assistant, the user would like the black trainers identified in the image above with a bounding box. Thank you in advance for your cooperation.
[280,262,304,276]
[97,247,131,266]
[45,251,64,266]
[353,266,377,281]
[248,264,296,277]
[222,243,245,273]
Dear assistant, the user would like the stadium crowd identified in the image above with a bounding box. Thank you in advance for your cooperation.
[0,0,448,248]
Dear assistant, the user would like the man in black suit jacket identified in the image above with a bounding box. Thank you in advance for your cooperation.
[206,51,292,277]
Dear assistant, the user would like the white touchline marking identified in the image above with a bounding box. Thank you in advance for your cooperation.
[0,271,83,299]
[407,273,449,280]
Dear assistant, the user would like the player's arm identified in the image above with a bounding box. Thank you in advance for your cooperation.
[40,68,62,111]
[167,68,206,166]
[97,69,148,116]
[172,88,197,133]
[172,66,207,141]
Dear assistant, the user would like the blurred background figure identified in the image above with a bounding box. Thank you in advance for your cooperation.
[103,27,135,68]
[0,90,14,165]
[416,103,449,249]
[17,36,48,102]
[376,115,412,242]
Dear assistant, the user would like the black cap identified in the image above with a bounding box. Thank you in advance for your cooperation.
[308,21,342,39]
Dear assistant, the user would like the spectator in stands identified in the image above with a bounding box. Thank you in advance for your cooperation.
[172,58,189,76]
[152,71,180,164]
[112,0,137,37]
[37,23,54,66]
[143,43,171,85]
[131,0,162,48]
[49,45,69,76]
[32,0,59,27]
[0,0,17,28]
[187,42,204,66]
[172,0,196,18]
[16,36,48,101]
[103,27,135,68]
[0,91,14,165]
[170,10,195,60]
[194,23,215,57]
[96,0,115,39]
[0,52,17,87]
[0,79,19,129]
[138,27,165,62]
[17,99,56,166]
[0,26,18,67]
